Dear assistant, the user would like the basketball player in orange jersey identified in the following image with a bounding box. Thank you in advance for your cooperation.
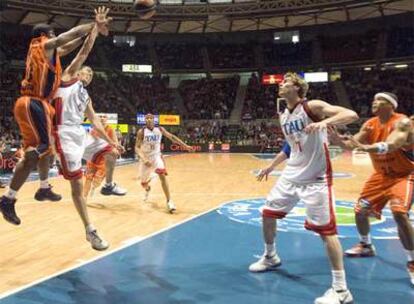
[330,92,414,284]
[135,114,193,213]
[0,7,112,226]
[84,115,121,199]
[250,73,358,304]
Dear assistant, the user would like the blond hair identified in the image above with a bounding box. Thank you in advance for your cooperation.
[283,72,309,98]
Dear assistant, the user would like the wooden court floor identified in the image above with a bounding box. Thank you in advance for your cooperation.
[0,153,374,295]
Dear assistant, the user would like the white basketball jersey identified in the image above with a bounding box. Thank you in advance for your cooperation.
[54,80,90,126]
[280,101,331,184]
[142,127,162,157]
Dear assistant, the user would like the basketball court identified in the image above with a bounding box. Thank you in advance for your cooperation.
[0,153,413,303]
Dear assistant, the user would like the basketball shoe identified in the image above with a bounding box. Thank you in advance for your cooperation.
[0,196,20,225]
[100,183,127,196]
[167,200,176,213]
[86,229,109,251]
[344,242,376,257]
[34,185,62,202]
[249,253,281,272]
[314,288,353,304]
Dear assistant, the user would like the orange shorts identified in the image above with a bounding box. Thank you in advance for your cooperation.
[85,160,105,181]
[356,172,414,218]
[14,96,54,157]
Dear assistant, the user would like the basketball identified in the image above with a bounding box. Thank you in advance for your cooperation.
[133,0,157,20]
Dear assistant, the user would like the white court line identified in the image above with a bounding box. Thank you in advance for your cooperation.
[0,201,227,300]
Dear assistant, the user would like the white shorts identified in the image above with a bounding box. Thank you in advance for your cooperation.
[262,177,337,235]
[139,154,167,186]
[54,125,111,180]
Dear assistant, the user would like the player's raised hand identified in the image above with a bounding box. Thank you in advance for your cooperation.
[94,6,112,36]
[305,121,327,134]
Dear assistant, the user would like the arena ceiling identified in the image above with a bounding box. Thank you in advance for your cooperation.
[1,0,413,33]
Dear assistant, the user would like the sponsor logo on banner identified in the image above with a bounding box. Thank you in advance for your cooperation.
[170,144,202,152]
[221,143,230,152]
[217,199,405,239]
[0,157,16,170]
[159,115,180,125]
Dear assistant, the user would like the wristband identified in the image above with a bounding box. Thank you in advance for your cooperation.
[374,142,389,154]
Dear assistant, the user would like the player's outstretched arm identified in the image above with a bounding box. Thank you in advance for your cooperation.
[45,23,95,51]
[135,129,150,164]
[350,118,412,153]
[328,124,371,150]
[44,6,111,51]
[257,141,290,182]
[160,127,193,151]
[58,37,84,57]
[64,25,99,77]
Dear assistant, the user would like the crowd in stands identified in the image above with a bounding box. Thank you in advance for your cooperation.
[342,67,414,117]
[2,23,413,71]
[88,74,177,121]
[179,120,284,150]
[321,30,379,63]
[307,82,339,105]
[156,43,203,70]
[208,44,255,69]
[0,22,413,154]
[263,42,312,66]
[386,27,414,58]
[242,73,278,120]
[179,76,239,119]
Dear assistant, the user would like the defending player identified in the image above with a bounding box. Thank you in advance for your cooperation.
[0,7,112,225]
[52,18,124,250]
[84,115,122,199]
[330,92,414,284]
[135,114,193,213]
[250,72,358,304]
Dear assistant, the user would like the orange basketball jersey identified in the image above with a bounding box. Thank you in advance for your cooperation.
[91,125,115,141]
[364,113,414,176]
[20,36,62,100]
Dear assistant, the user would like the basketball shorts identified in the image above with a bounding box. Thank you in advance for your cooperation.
[262,177,337,236]
[14,96,55,157]
[85,160,106,182]
[357,172,414,218]
[53,125,111,180]
[139,154,167,186]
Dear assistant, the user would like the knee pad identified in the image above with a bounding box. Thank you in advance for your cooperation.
[355,199,371,215]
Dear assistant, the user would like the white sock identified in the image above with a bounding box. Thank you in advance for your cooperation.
[360,234,371,245]
[40,179,49,189]
[5,188,17,199]
[332,270,347,291]
[265,243,276,256]
[406,250,414,262]
[105,182,113,187]
[86,224,96,233]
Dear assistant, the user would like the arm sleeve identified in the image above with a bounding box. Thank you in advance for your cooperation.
[281,141,291,158]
